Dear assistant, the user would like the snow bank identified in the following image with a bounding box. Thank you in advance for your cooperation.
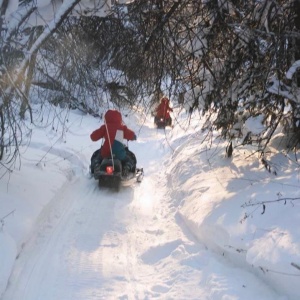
[166,121,300,299]
[0,107,94,298]
[0,150,72,298]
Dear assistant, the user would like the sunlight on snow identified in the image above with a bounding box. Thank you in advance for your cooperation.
[133,178,155,215]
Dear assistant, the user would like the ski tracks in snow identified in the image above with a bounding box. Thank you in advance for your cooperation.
[1,165,189,299]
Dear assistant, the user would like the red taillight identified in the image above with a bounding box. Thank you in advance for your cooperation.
[106,166,113,174]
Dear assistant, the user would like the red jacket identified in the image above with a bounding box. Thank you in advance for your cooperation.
[90,110,136,159]
[156,97,173,119]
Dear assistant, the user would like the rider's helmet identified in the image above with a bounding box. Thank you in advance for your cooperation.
[160,97,169,104]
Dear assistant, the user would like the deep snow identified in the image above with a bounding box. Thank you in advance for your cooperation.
[1,105,300,300]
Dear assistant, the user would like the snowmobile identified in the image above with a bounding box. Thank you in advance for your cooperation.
[91,148,144,191]
[154,116,172,129]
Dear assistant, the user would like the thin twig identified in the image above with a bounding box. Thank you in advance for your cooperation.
[1,209,16,230]
[242,197,300,208]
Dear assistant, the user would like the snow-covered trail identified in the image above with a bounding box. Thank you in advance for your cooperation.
[1,116,282,300]
[2,177,159,299]
[1,125,201,300]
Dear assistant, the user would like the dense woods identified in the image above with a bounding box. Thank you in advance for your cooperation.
[1,0,300,171]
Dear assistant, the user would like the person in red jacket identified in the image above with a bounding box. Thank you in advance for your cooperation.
[90,109,136,175]
[155,97,173,126]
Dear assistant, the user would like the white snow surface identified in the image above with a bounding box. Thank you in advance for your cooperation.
[286,60,300,80]
[1,106,300,300]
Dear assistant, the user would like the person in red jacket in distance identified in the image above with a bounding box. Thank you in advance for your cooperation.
[155,97,173,126]
[90,109,136,176]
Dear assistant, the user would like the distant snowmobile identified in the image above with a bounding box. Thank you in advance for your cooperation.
[154,116,172,129]
[154,96,173,129]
